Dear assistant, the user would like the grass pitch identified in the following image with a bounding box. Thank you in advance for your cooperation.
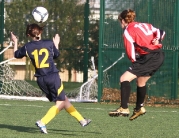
[0,99,178,138]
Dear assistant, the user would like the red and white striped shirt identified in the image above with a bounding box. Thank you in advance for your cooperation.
[123,22,164,62]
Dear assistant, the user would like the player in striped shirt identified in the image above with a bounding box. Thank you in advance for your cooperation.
[109,9,165,120]
[11,23,91,134]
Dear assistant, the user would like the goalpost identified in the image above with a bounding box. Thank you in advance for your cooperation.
[67,53,125,102]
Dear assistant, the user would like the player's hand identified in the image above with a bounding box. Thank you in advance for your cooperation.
[152,38,159,45]
[53,34,60,49]
[11,32,18,43]
[11,32,18,52]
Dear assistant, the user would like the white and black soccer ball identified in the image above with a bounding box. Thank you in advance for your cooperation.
[32,6,49,23]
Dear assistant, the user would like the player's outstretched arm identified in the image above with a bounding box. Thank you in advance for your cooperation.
[11,32,18,52]
[53,34,60,49]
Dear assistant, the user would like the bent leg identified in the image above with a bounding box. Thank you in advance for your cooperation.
[64,96,84,121]
[64,96,91,126]
[41,101,63,125]
[109,71,136,117]
[136,76,150,109]
[120,71,137,108]
[129,76,150,120]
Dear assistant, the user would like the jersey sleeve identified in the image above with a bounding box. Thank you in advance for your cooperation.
[123,29,136,62]
[14,45,27,58]
[158,29,165,42]
[151,25,165,42]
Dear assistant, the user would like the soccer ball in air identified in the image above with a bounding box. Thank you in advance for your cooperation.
[32,6,49,23]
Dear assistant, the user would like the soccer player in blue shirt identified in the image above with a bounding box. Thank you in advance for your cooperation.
[11,23,91,134]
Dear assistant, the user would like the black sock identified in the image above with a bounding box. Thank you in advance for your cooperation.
[136,86,146,110]
[120,81,131,109]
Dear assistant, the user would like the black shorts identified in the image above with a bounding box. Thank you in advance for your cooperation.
[37,72,65,102]
[128,50,164,77]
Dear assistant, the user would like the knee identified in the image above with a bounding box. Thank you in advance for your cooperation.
[120,75,131,83]
[120,71,136,83]
[136,80,146,87]
[120,75,126,83]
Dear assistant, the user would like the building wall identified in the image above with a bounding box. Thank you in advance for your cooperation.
[11,64,84,82]
[3,43,84,82]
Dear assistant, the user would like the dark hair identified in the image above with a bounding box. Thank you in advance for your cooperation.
[118,9,136,23]
[26,23,43,40]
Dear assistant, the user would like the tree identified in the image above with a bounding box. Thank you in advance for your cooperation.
[4,0,85,81]
[52,0,85,81]
[88,19,99,69]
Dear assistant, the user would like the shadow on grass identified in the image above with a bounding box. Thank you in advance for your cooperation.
[0,124,101,135]
[0,124,39,133]
[49,128,101,136]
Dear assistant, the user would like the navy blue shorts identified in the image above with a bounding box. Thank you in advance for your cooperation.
[37,72,65,102]
[128,50,164,77]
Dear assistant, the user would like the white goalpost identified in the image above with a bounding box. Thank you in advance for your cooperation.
[0,42,15,65]
[67,53,125,102]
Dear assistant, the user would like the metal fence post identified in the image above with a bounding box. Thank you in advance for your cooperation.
[83,0,89,83]
[98,0,104,102]
[0,0,4,91]
[172,0,179,99]
[0,0,4,62]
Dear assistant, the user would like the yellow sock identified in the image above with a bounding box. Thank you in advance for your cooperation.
[66,105,84,121]
[41,105,59,125]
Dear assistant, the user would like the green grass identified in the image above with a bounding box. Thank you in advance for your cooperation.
[63,82,82,92]
[26,80,82,92]
[0,99,179,138]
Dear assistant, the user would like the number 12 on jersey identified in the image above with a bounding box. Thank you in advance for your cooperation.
[31,48,49,68]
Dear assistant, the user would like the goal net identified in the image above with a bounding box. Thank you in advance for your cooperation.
[0,63,43,96]
[67,53,125,102]
[0,42,45,101]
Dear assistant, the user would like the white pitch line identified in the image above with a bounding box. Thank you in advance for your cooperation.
[147,110,178,113]
[0,95,97,102]
[0,104,10,106]
[0,103,178,113]
[75,107,179,113]
[0,104,43,108]
[80,107,105,110]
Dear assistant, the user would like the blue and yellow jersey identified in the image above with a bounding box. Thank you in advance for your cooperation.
[14,40,60,77]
